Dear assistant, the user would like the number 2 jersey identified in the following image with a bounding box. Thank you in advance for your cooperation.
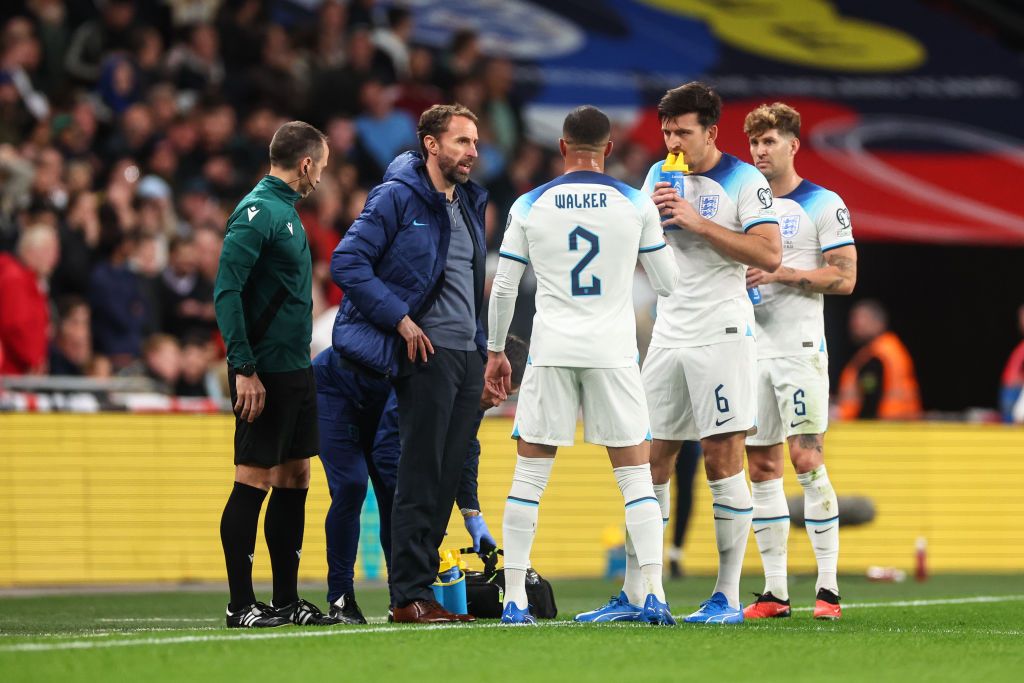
[496,170,673,368]
[642,152,779,348]
[755,179,855,359]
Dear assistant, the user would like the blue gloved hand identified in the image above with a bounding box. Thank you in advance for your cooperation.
[464,512,497,553]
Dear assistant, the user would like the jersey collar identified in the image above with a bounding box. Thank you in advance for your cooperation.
[260,175,302,205]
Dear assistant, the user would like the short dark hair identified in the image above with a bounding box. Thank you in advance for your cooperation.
[505,334,530,390]
[658,81,722,129]
[417,103,478,156]
[269,121,327,170]
[562,105,611,152]
[387,6,412,28]
[56,295,88,322]
[450,29,478,54]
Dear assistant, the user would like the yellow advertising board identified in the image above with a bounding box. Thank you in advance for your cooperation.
[1,414,1021,587]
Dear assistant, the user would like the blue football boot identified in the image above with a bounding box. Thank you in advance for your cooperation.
[682,592,744,624]
[642,594,676,626]
[501,602,537,625]
[574,592,644,623]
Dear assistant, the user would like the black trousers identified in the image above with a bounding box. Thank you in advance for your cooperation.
[390,347,484,607]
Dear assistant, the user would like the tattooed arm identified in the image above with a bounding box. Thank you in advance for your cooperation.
[746,244,857,295]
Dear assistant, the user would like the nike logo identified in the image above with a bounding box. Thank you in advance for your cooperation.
[713,516,730,521]
[715,416,735,426]
[814,527,834,534]
[247,206,259,221]
[412,220,427,226]
[791,419,809,428]
[753,527,769,534]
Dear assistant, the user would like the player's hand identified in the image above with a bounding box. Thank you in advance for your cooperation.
[652,183,702,232]
[397,315,434,362]
[746,267,774,288]
[479,385,503,410]
[234,373,266,423]
[463,511,497,553]
[484,351,511,401]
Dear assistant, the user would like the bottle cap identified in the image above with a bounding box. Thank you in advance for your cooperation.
[663,151,689,173]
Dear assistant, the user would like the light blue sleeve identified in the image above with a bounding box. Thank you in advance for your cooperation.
[641,161,663,195]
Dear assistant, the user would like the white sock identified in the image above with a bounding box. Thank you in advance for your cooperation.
[709,471,753,609]
[502,456,554,609]
[622,533,643,606]
[751,478,790,600]
[623,480,671,603]
[615,464,665,602]
[798,465,839,594]
[653,482,671,525]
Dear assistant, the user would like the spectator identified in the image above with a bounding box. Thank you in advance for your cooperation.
[63,0,137,85]
[138,333,181,393]
[192,224,222,285]
[311,1,348,71]
[837,300,922,420]
[395,46,443,121]
[159,234,215,341]
[25,0,72,95]
[481,58,522,158]
[96,54,142,117]
[176,336,220,397]
[353,79,416,178]
[372,6,414,81]
[48,295,93,376]
[0,223,59,374]
[1000,304,1024,423]
[88,217,149,369]
[2,16,50,123]
[52,190,101,298]
[437,28,481,96]
[166,23,224,95]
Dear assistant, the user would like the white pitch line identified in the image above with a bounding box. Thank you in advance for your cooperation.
[2,594,1023,654]
[790,594,1024,612]
[96,618,220,623]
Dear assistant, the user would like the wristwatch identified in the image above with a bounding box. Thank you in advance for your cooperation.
[236,362,257,377]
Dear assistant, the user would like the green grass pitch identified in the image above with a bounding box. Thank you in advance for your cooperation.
[1,574,1021,682]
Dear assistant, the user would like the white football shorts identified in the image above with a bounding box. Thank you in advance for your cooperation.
[512,365,651,447]
[746,353,830,446]
[642,336,758,441]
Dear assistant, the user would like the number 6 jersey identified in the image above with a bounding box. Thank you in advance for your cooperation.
[642,153,779,348]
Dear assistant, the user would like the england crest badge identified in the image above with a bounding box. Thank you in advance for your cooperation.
[698,194,720,219]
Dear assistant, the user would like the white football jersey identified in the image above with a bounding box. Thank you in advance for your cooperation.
[755,180,855,358]
[498,170,668,368]
[643,153,779,347]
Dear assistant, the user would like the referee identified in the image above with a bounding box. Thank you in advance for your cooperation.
[214,121,340,628]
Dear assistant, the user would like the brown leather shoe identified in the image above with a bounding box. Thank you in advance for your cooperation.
[391,599,473,624]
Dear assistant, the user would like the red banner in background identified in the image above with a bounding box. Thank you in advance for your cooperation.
[629,98,1024,245]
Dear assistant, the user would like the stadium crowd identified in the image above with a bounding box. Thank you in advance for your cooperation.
[6,1,1015,421]
[0,0,589,396]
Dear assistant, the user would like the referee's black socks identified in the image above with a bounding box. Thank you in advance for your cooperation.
[220,482,268,612]
[265,486,308,607]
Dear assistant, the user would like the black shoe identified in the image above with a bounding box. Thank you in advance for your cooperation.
[226,601,290,628]
[669,559,684,580]
[387,607,394,623]
[329,594,367,624]
[275,597,344,625]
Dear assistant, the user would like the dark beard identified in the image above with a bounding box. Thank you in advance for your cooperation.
[439,153,470,185]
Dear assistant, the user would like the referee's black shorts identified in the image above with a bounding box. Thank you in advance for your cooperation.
[228,366,319,467]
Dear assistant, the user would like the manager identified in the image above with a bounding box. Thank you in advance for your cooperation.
[331,104,490,623]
